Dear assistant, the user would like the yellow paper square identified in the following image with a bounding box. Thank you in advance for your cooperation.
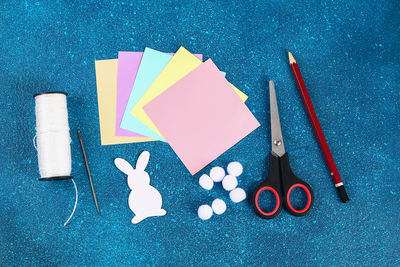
[95,59,155,145]
[131,46,248,140]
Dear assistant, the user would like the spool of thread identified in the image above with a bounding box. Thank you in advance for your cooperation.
[34,92,72,180]
[33,92,78,226]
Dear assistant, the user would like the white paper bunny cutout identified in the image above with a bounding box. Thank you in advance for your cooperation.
[114,151,166,224]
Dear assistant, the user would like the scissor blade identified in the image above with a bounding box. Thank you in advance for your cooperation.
[269,80,285,157]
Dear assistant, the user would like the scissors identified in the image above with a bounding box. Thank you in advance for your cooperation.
[252,80,314,219]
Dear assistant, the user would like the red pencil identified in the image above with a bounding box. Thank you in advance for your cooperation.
[288,51,349,203]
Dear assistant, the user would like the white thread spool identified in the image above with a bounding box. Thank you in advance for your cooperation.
[34,92,78,226]
[34,92,72,179]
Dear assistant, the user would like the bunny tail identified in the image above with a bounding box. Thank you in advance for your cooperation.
[158,209,167,216]
[131,209,167,224]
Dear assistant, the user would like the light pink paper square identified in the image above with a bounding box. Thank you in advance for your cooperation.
[143,59,260,175]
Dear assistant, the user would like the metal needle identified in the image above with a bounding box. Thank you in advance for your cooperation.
[77,130,101,216]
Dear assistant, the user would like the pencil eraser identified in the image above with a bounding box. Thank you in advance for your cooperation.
[230,188,247,203]
[212,199,227,215]
[227,161,243,177]
[198,204,213,220]
[210,166,225,182]
[337,185,350,203]
[222,175,238,191]
[199,174,214,190]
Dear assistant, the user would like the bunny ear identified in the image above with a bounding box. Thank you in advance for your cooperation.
[114,158,134,175]
[136,151,150,170]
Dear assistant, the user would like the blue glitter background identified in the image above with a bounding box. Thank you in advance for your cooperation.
[1,0,399,265]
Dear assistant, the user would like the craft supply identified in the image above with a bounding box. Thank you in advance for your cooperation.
[222,175,238,191]
[199,174,214,190]
[33,92,78,226]
[211,199,227,215]
[114,151,166,224]
[132,46,248,140]
[227,161,243,177]
[230,188,247,203]
[288,51,349,203]
[209,166,226,182]
[95,59,154,145]
[198,204,213,220]
[115,51,146,137]
[252,80,314,219]
[119,48,203,141]
[77,130,101,216]
[120,49,172,141]
[143,59,260,175]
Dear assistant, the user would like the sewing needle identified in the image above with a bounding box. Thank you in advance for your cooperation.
[78,130,101,215]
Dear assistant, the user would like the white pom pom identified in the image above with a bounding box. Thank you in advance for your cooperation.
[209,166,225,182]
[198,205,213,220]
[230,188,247,203]
[227,161,243,177]
[222,175,238,191]
[211,199,227,215]
[199,174,214,190]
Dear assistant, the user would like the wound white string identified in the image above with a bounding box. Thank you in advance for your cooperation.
[34,92,78,226]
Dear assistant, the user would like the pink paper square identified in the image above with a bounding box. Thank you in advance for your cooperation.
[143,59,260,175]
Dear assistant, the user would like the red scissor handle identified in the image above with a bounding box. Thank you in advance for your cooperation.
[252,154,283,219]
[284,183,313,216]
[280,153,314,217]
[253,185,282,219]
[252,153,314,219]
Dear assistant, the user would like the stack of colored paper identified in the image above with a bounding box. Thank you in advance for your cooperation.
[95,47,260,175]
